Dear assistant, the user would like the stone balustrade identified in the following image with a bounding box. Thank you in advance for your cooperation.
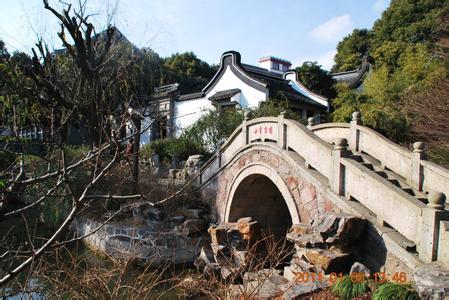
[197,112,449,265]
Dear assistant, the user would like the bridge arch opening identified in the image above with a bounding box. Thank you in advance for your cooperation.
[228,174,293,241]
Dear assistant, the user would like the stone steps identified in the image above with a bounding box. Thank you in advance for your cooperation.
[350,151,427,202]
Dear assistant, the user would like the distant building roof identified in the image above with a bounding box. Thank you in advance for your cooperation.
[258,56,292,66]
[331,56,373,89]
[209,89,241,102]
[178,91,206,101]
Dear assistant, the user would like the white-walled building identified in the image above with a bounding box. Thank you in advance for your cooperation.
[141,50,330,144]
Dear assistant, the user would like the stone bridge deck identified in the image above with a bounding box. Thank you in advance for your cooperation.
[195,112,449,272]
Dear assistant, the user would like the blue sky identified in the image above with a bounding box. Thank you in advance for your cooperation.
[0,0,390,70]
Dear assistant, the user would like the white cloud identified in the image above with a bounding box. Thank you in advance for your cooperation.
[294,49,337,71]
[309,14,353,43]
[373,0,389,14]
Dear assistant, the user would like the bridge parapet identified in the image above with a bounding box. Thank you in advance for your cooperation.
[311,112,449,199]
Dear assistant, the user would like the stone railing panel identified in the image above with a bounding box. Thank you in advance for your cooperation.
[285,120,333,179]
[421,161,449,198]
[342,158,424,243]
[311,123,350,143]
[357,127,412,180]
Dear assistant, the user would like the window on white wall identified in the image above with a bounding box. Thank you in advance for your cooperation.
[272,62,279,70]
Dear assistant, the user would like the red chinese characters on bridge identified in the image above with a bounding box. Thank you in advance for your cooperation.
[253,126,273,135]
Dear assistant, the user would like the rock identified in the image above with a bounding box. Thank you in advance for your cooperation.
[243,269,285,283]
[170,215,186,225]
[289,223,313,236]
[237,217,259,241]
[182,208,204,219]
[233,280,285,300]
[203,263,222,279]
[282,280,329,300]
[304,249,352,274]
[312,213,340,240]
[150,154,160,168]
[350,262,370,278]
[208,223,241,245]
[194,246,216,270]
[142,207,164,221]
[185,154,203,176]
[413,262,449,299]
[326,216,367,245]
[132,206,142,218]
[180,218,207,236]
[287,232,324,248]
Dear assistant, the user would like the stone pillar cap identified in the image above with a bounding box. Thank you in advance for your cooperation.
[308,117,316,127]
[352,111,361,121]
[427,191,446,209]
[334,138,348,150]
[413,141,425,153]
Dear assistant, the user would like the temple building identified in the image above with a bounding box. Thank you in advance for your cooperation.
[139,51,330,144]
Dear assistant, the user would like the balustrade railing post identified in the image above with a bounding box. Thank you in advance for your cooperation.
[217,140,225,168]
[410,141,426,191]
[307,116,316,129]
[419,191,447,262]
[349,111,361,152]
[331,138,349,196]
[242,111,250,145]
[278,112,286,149]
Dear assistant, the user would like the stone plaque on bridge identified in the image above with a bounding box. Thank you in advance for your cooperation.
[248,123,278,143]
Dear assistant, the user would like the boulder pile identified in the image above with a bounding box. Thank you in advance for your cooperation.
[284,212,367,280]
[195,213,369,299]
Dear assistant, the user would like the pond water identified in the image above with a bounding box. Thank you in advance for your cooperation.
[0,214,208,299]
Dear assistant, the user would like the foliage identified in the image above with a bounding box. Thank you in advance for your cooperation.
[371,0,449,48]
[333,29,372,72]
[162,52,217,94]
[332,84,409,141]
[372,282,419,300]
[295,61,336,98]
[401,78,449,167]
[248,99,305,123]
[140,137,205,163]
[331,0,449,147]
[182,108,244,154]
[330,275,371,300]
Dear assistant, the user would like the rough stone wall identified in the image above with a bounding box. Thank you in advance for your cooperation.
[215,149,337,224]
[72,217,206,265]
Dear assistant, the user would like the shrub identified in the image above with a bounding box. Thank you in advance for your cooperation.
[330,275,371,300]
[373,282,419,300]
[248,99,306,124]
[182,108,244,153]
[140,137,205,163]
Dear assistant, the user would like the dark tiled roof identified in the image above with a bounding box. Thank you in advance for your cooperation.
[242,64,283,79]
[243,66,327,109]
[331,56,372,89]
[209,89,241,101]
[178,91,206,101]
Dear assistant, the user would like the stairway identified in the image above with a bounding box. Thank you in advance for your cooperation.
[349,151,428,203]
[346,150,428,253]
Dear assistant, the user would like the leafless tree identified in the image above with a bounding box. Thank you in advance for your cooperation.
[0,0,173,291]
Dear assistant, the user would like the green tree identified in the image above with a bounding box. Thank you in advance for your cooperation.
[162,52,217,93]
[332,29,372,72]
[295,61,335,98]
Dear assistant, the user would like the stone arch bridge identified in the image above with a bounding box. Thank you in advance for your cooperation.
[195,112,449,274]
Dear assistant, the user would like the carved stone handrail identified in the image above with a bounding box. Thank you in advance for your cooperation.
[310,114,449,198]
